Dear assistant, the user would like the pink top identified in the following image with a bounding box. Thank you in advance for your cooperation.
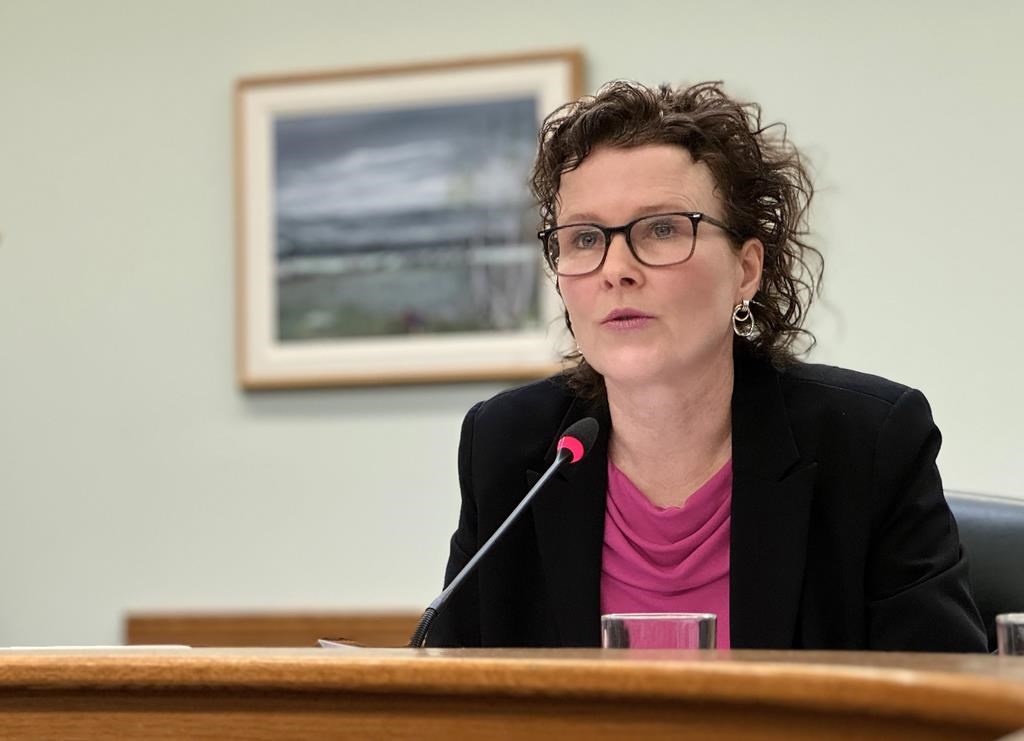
[600,459,733,648]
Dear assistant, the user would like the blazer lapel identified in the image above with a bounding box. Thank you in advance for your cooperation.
[528,397,610,647]
[730,350,817,648]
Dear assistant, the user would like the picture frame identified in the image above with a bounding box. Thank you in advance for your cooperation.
[235,50,584,389]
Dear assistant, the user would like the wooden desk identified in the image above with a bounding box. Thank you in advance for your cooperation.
[2,648,1024,739]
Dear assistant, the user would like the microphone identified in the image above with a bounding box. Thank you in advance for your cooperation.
[407,417,600,648]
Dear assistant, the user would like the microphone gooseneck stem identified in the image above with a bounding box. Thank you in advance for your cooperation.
[407,607,436,650]
[407,447,572,648]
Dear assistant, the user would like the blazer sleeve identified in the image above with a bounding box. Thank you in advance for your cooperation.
[424,402,483,647]
[865,388,987,652]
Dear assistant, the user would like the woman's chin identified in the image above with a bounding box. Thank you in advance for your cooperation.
[591,355,674,389]
[591,346,726,391]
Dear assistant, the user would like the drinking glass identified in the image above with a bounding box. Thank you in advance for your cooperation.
[997,613,1024,655]
[601,612,716,649]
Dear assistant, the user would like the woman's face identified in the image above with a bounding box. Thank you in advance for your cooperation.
[556,144,763,390]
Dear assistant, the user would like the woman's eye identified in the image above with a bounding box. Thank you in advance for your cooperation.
[574,231,600,249]
[650,222,676,239]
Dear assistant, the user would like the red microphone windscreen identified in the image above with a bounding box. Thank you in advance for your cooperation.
[557,436,585,463]
[556,417,599,464]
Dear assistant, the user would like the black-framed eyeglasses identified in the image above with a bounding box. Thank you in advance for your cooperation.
[537,212,743,277]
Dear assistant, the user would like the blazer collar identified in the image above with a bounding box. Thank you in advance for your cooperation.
[528,349,817,649]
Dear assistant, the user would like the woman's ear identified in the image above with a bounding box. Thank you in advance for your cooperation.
[737,238,764,300]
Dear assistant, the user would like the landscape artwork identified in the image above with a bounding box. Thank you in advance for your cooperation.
[236,52,582,387]
[273,97,540,342]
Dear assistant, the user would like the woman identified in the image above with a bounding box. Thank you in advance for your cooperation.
[427,81,985,651]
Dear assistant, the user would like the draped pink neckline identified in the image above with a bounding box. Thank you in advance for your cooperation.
[600,458,732,648]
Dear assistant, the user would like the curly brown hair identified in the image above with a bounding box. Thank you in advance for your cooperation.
[530,80,823,400]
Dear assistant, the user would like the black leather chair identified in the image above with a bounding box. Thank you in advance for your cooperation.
[946,490,1024,651]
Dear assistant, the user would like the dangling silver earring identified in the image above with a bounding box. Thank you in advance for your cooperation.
[732,299,754,338]
[574,340,584,358]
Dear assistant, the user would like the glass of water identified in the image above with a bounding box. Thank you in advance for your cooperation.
[601,612,716,649]
[997,613,1024,655]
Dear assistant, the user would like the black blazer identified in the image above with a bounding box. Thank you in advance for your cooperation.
[427,348,987,651]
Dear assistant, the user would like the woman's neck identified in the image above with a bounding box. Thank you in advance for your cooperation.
[606,353,734,508]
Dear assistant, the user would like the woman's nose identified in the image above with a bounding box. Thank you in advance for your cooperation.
[600,234,643,286]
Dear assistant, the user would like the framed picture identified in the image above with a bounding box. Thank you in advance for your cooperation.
[235,50,583,389]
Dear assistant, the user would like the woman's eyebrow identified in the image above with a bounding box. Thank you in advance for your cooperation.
[559,203,698,224]
[557,211,603,224]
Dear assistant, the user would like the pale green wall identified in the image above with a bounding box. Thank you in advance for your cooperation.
[1,0,1021,645]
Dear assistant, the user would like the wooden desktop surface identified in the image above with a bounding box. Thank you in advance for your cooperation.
[2,648,1024,739]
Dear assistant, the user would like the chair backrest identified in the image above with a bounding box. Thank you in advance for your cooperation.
[945,490,1024,651]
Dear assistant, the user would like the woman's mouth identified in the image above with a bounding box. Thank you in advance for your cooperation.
[601,309,654,330]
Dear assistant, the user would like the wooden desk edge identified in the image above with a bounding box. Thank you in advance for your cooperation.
[2,649,1024,730]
